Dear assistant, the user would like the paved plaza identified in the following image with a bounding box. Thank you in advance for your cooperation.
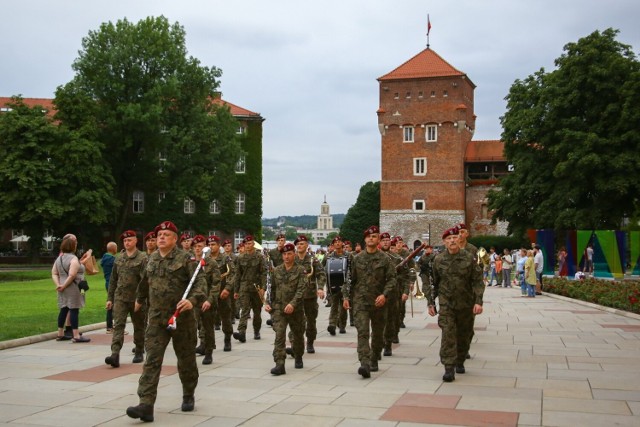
[1,287,640,426]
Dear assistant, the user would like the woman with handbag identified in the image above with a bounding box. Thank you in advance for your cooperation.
[51,234,91,343]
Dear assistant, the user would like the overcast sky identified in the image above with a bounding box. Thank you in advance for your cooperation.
[2,1,639,218]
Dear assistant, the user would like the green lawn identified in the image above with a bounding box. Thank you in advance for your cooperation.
[0,273,108,341]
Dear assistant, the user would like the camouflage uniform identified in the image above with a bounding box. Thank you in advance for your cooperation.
[291,253,326,349]
[107,249,147,356]
[233,250,266,338]
[381,250,411,347]
[397,247,415,326]
[343,250,396,366]
[210,253,235,346]
[268,247,284,268]
[324,251,351,331]
[194,256,221,355]
[270,263,306,364]
[429,249,484,367]
[135,246,207,406]
[417,251,436,299]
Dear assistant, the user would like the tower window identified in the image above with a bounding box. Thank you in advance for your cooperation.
[413,200,425,211]
[394,92,399,99]
[403,126,414,143]
[443,90,448,97]
[406,92,411,99]
[426,125,437,142]
[418,91,423,98]
[430,91,436,97]
[414,158,427,176]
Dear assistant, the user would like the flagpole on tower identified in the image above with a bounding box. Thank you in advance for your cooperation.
[426,14,432,48]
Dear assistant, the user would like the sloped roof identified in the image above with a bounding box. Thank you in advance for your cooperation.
[465,140,505,162]
[378,48,471,83]
[212,98,260,118]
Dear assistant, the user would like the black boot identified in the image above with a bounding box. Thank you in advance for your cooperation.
[455,363,466,374]
[224,335,232,352]
[285,347,294,357]
[383,343,392,357]
[370,359,379,372]
[181,395,195,412]
[126,403,154,422]
[294,356,303,369]
[105,353,120,368]
[214,324,221,330]
[195,343,205,355]
[271,363,286,376]
[233,331,246,343]
[306,341,315,354]
[327,325,336,336]
[254,331,261,340]
[358,363,371,379]
[202,351,213,365]
[132,351,144,364]
[392,335,400,344]
[266,318,273,326]
[339,327,346,334]
[443,366,456,382]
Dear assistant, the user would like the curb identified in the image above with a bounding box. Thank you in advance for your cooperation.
[0,322,108,351]
[542,292,640,321]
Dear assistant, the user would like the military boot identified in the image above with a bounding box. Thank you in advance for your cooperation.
[306,340,315,354]
[383,343,392,357]
[181,395,195,412]
[327,325,336,336]
[132,351,144,364]
[202,351,213,365]
[223,335,232,352]
[195,343,205,355]
[285,347,294,357]
[370,359,379,372]
[443,366,456,382]
[105,353,120,368]
[358,363,371,379]
[126,403,154,422]
[455,363,466,374]
[271,363,286,376]
[254,331,261,340]
[233,331,246,343]
[294,356,303,369]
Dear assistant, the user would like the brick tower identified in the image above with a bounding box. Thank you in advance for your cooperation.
[377,48,477,247]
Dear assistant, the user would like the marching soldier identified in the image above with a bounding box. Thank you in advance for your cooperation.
[191,235,220,365]
[233,235,266,342]
[417,245,436,298]
[324,236,350,335]
[343,225,396,378]
[269,233,286,267]
[428,227,484,382]
[394,236,414,328]
[144,231,157,255]
[292,235,326,354]
[222,239,239,322]
[265,243,306,375]
[208,235,235,352]
[105,230,147,368]
[455,223,481,360]
[126,221,207,422]
[180,232,193,253]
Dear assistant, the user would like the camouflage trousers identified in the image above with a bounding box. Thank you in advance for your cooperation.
[237,290,262,334]
[272,308,305,363]
[354,304,387,365]
[195,305,215,353]
[438,306,475,366]
[138,316,198,405]
[110,299,145,355]
[216,296,234,337]
[288,297,318,344]
[328,291,347,329]
[383,294,399,345]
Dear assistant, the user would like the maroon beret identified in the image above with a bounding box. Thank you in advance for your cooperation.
[120,230,137,240]
[294,235,308,245]
[243,235,254,243]
[331,235,343,244]
[276,233,286,240]
[191,234,206,245]
[180,232,192,241]
[344,240,352,246]
[282,243,295,253]
[155,221,178,235]
[222,239,232,246]
[144,231,156,241]
[207,235,220,244]
[391,237,399,245]
[364,225,380,237]
[380,232,391,240]
[442,227,459,240]
[456,223,467,231]
[395,235,403,241]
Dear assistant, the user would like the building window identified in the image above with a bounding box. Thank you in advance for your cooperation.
[443,90,448,97]
[426,125,437,142]
[158,192,166,203]
[414,158,427,176]
[184,198,195,214]
[158,152,167,172]
[394,92,399,99]
[208,230,219,237]
[418,91,423,98]
[43,229,54,251]
[481,203,489,219]
[235,193,245,214]
[413,200,425,211]
[209,199,220,214]
[235,154,246,174]
[234,230,245,248]
[236,125,246,135]
[405,92,411,99]
[430,90,436,97]
[133,191,144,213]
[403,126,414,143]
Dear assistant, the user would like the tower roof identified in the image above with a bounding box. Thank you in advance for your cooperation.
[378,48,473,86]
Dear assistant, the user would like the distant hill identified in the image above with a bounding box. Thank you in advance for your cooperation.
[263,214,345,229]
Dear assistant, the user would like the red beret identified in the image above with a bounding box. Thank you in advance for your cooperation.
[344,240,352,246]
[180,232,192,241]
[380,232,391,240]
[120,230,137,240]
[155,221,178,235]
[282,243,295,253]
[238,242,245,248]
[144,231,156,241]
[395,235,403,241]
[222,239,232,246]
[294,235,308,245]
[364,225,380,237]
[331,235,343,244]
[191,235,206,245]
[390,237,399,245]
[207,235,220,244]
[456,223,467,231]
[442,227,459,240]
[276,233,286,240]
[243,235,254,243]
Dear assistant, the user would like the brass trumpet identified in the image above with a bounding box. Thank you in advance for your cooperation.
[411,267,425,299]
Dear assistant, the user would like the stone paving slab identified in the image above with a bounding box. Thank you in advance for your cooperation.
[1,287,640,426]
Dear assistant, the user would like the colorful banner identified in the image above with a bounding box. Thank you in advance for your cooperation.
[589,231,624,279]
[536,229,555,276]
[631,231,640,276]
[561,230,577,277]
[577,231,594,273]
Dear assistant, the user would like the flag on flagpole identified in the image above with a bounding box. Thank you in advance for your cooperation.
[427,14,432,36]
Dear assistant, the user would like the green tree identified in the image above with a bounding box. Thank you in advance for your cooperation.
[0,97,115,257]
[340,181,380,246]
[319,231,339,247]
[55,16,242,236]
[489,29,640,235]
